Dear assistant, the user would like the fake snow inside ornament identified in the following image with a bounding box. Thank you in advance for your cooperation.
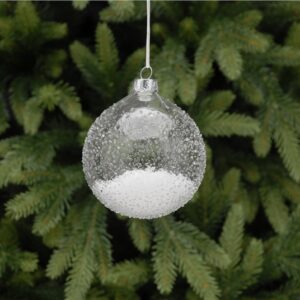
[82,78,206,219]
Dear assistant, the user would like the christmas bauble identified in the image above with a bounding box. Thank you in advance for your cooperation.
[82,78,206,219]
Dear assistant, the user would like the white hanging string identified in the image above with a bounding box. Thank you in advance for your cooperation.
[140,0,152,79]
[146,0,151,68]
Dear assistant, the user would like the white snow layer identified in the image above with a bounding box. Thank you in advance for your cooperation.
[92,168,197,219]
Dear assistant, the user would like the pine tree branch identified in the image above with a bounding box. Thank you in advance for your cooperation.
[65,203,102,300]
[216,46,243,80]
[96,23,119,77]
[100,1,136,23]
[260,185,289,234]
[153,219,177,294]
[106,259,150,289]
[70,41,104,95]
[274,123,300,182]
[154,218,220,299]
[220,204,244,268]
[199,111,260,137]
[128,219,152,253]
[240,238,264,288]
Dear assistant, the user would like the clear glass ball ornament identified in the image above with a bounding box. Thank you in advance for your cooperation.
[82,78,206,219]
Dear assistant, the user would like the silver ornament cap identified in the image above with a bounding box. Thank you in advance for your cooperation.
[133,78,158,93]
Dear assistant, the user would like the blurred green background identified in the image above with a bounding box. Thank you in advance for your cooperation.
[1,1,300,299]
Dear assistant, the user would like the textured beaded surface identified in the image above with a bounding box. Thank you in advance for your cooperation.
[82,79,206,219]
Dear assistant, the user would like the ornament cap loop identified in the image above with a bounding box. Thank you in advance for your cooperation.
[133,78,158,93]
[140,66,153,79]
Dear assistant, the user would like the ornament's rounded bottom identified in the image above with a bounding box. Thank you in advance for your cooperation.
[91,168,197,219]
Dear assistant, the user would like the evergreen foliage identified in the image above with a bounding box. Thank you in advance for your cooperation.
[1,1,300,299]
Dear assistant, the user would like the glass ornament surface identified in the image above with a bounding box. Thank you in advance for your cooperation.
[82,78,206,219]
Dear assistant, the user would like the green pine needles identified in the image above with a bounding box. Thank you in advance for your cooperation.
[1,1,300,300]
